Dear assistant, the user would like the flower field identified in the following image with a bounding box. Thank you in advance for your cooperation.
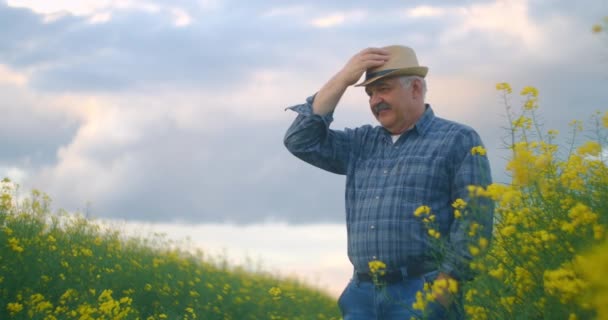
[460,85,608,320]
[410,84,608,320]
[0,182,340,319]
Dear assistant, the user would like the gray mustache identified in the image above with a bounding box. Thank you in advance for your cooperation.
[374,102,391,115]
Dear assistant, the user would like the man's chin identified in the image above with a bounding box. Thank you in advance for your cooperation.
[378,120,394,131]
[377,112,393,124]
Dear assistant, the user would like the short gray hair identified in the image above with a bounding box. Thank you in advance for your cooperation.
[399,76,427,100]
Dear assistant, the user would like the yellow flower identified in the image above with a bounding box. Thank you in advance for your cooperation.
[268,287,282,300]
[603,111,608,128]
[515,267,535,298]
[428,229,441,239]
[500,225,516,237]
[523,99,537,110]
[566,203,598,229]
[452,198,467,209]
[8,237,24,253]
[465,306,489,320]
[454,209,462,219]
[3,227,13,236]
[576,141,601,156]
[7,302,23,314]
[569,119,583,132]
[60,289,77,302]
[576,239,608,318]
[544,266,587,303]
[414,205,431,217]
[594,225,604,240]
[368,260,387,275]
[489,266,505,280]
[520,86,539,98]
[534,154,552,170]
[495,82,512,93]
[80,247,93,257]
[468,222,480,237]
[447,278,459,293]
[469,245,480,256]
[465,289,477,302]
[592,24,603,33]
[412,290,427,311]
[500,296,516,312]
[471,146,487,156]
[431,278,459,300]
[513,116,532,129]
[506,142,536,185]
[478,237,489,249]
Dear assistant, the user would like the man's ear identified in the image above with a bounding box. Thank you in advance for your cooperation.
[412,79,423,100]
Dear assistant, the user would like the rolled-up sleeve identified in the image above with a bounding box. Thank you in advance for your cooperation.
[283,95,353,175]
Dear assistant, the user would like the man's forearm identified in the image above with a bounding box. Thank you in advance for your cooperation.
[312,73,350,116]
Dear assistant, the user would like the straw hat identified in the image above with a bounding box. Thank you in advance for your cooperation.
[355,45,428,87]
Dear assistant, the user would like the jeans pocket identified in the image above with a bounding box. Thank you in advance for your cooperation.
[422,270,440,283]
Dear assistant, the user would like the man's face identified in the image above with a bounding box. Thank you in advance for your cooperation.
[365,77,414,134]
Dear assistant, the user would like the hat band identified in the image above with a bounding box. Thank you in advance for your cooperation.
[365,69,397,82]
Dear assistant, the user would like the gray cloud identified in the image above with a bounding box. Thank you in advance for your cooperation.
[0,3,294,91]
[529,0,607,22]
[0,1,485,93]
[0,87,78,167]
[1,0,607,225]
[234,0,488,12]
[38,116,346,224]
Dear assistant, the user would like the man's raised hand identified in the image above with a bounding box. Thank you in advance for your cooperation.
[336,47,390,86]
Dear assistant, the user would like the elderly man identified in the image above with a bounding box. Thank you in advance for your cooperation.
[284,45,493,319]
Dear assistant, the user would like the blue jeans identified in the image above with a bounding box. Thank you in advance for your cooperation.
[337,271,463,320]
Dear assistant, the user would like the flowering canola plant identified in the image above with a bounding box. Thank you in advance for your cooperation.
[460,84,608,319]
[404,83,607,319]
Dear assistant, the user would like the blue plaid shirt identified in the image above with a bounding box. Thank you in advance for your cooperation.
[284,95,493,280]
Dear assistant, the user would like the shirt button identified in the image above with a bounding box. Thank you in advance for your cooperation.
[372,256,377,260]
[375,196,380,199]
[370,225,375,229]
[383,170,388,174]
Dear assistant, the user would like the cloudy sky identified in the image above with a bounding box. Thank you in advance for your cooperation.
[1,0,607,296]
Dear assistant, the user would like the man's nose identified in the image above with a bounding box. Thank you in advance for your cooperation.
[370,93,383,106]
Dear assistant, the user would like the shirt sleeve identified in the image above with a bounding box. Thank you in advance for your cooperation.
[283,95,354,175]
[440,128,494,281]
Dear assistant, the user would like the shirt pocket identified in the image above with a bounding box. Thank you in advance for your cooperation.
[352,158,381,191]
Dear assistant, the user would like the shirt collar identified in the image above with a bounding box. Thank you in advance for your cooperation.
[382,104,435,137]
[414,104,435,136]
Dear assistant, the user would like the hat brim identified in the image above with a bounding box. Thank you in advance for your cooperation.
[354,66,428,87]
